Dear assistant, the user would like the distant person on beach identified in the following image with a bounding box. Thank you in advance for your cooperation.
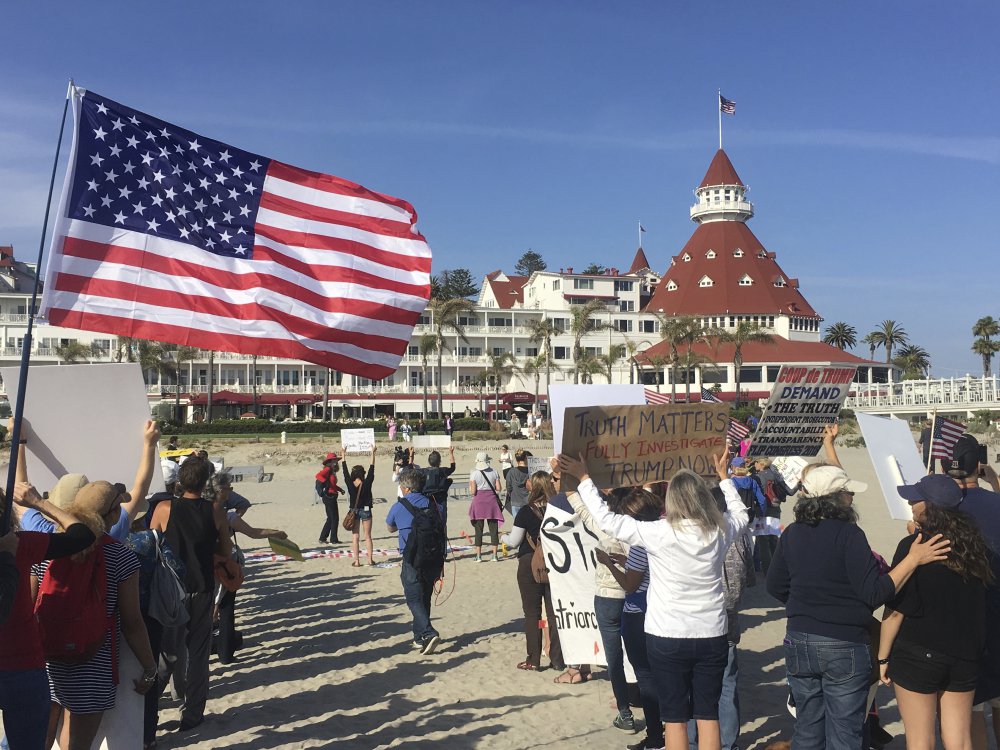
[505,450,532,520]
[501,471,566,673]
[499,445,513,480]
[417,419,427,436]
[943,434,1000,750]
[400,420,411,442]
[559,450,748,750]
[444,415,453,436]
[315,452,342,545]
[386,466,443,655]
[469,452,504,562]
[343,446,377,567]
[387,417,397,441]
[918,419,933,472]
[879,474,993,750]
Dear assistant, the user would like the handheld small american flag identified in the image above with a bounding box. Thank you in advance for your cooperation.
[700,387,722,404]
[40,86,431,379]
[644,389,672,405]
[727,418,750,443]
[930,417,967,460]
[719,94,736,115]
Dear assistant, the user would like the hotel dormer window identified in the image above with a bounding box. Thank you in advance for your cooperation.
[698,276,714,288]
[774,276,786,287]
[705,250,716,259]
[666,280,678,291]
[739,274,753,286]
[682,253,691,262]
[758,250,768,259]
[733,248,743,258]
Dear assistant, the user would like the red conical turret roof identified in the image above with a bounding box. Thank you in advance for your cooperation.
[699,149,744,188]
[628,247,651,275]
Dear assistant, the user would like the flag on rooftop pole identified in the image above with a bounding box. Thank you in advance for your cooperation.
[719,94,736,115]
[39,86,432,380]
[930,416,967,460]
[700,387,722,404]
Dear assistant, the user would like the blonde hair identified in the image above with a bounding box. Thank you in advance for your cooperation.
[664,470,725,536]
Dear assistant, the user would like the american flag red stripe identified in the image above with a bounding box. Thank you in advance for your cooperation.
[930,417,967,459]
[644,389,672,405]
[41,87,431,379]
[727,419,750,443]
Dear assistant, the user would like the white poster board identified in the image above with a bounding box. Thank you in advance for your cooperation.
[526,456,553,476]
[548,384,645,458]
[772,456,810,490]
[748,365,857,458]
[412,435,451,449]
[857,411,920,521]
[2,363,165,494]
[340,428,375,453]
[542,495,606,666]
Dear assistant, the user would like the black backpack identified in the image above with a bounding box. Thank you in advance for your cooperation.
[734,481,759,523]
[421,467,453,503]
[398,498,448,569]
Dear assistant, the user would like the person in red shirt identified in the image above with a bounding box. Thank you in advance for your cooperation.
[0,478,95,750]
[315,453,342,545]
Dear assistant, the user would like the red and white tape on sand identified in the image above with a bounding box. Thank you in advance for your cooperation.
[245,545,472,563]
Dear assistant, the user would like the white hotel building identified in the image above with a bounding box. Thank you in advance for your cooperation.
[0,148,889,421]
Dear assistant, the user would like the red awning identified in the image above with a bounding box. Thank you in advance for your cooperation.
[257,394,320,406]
[188,390,254,406]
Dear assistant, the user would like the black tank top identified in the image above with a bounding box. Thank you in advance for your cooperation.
[165,497,218,593]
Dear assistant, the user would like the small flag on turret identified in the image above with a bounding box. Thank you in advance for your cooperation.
[719,94,736,115]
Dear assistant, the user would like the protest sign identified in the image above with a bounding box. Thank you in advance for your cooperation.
[412,435,451,449]
[341,428,375,453]
[1,363,165,494]
[561,403,728,489]
[527,456,553,475]
[549,384,645,458]
[856,412,920,521]
[269,536,305,561]
[542,494,606,666]
[746,365,857,458]
[771,456,809,489]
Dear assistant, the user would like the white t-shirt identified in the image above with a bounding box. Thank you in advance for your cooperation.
[577,477,748,639]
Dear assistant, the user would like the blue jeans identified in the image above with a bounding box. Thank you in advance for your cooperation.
[689,643,740,750]
[784,631,871,750]
[400,560,439,642]
[622,611,663,747]
[594,595,630,713]
[0,668,50,750]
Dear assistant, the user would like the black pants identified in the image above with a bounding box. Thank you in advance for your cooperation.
[320,496,340,542]
[216,588,238,663]
[756,534,778,575]
[516,553,563,668]
[143,613,164,746]
[472,519,498,547]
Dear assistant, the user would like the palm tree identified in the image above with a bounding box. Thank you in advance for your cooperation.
[113,336,136,363]
[429,296,475,419]
[893,344,931,379]
[823,322,858,351]
[471,369,489,415]
[869,320,908,364]
[54,341,91,364]
[172,345,199,423]
[678,348,715,400]
[485,352,519,419]
[973,338,1000,378]
[862,332,881,361]
[205,350,215,423]
[569,300,611,384]
[322,367,332,422]
[521,353,549,410]
[137,340,176,390]
[973,316,1000,342]
[643,354,671,393]
[526,317,558,397]
[597,344,626,383]
[710,321,775,408]
[417,333,437,419]
[572,351,603,385]
[656,315,702,403]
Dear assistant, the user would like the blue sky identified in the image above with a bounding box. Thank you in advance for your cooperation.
[1,2,997,376]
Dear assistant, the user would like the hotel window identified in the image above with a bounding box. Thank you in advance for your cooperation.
[525,347,538,357]
[552,280,560,290]
[739,274,753,286]
[733,248,743,257]
[614,319,633,332]
[488,316,512,327]
[758,250,768,259]
[469,347,482,357]
[740,366,763,383]
[698,276,714,288]
[619,300,635,312]
[585,347,603,356]
[774,277,786,287]
[574,278,594,290]
[666,280,678,291]
[492,347,506,356]
[768,316,775,326]
[408,346,419,356]
[458,315,477,326]
[767,366,781,382]
[706,250,716,259]
[614,280,634,292]
[553,346,570,360]
[640,320,658,334]
[682,253,691,262]
[552,318,568,332]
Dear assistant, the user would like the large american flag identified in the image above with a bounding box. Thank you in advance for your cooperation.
[930,416,967,460]
[644,388,672,405]
[40,87,431,379]
[727,418,750,443]
[719,94,736,115]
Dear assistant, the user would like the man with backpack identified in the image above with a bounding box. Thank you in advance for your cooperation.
[420,447,456,533]
[386,466,447,655]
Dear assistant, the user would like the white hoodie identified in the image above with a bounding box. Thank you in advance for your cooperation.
[576,477,748,639]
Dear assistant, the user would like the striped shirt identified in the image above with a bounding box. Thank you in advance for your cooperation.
[623,545,650,614]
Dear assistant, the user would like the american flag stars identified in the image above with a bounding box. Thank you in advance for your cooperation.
[68,91,268,259]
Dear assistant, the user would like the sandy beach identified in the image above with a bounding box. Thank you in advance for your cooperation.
[99,435,926,750]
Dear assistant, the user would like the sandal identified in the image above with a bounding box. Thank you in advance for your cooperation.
[516,661,538,671]
[351,562,361,567]
[553,667,591,684]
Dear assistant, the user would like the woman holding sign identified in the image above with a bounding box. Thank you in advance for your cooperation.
[558,451,747,750]
[342,446,377,567]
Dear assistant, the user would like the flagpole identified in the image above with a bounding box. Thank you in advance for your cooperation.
[718,89,722,150]
[2,80,73,534]
[638,220,642,250]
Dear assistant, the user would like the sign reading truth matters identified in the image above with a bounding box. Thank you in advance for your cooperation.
[747,365,857,458]
[561,403,729,488]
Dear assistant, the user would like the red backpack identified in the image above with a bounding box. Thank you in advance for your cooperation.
[34,536,115,668]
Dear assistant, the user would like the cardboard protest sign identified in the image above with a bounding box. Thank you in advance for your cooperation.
[542,494,607,666]
[412,435,451,449]
[1,363,165,494]
[340,428,375,453]
[549,384,645,458]
[561,403,729,489]
[747,365,857,458]
[269,536,304,561]
[527,455,553,475]
[856,412,920,521]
